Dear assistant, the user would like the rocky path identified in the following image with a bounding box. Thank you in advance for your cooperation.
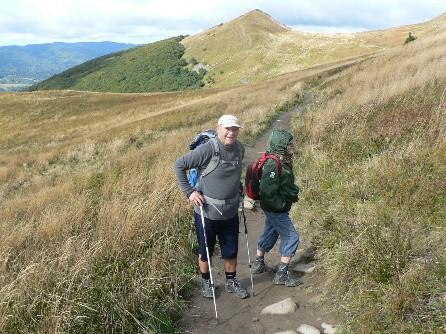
[179,93,338,334]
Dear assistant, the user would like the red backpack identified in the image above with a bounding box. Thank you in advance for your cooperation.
[245,153,282,200]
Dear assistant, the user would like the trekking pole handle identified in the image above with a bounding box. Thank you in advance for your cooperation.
[189,190,205,207]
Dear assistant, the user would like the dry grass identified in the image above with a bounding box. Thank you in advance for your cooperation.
[182,9,446,88]
[3,19,444,329]
[293,25,446,334]
[0,65,326,332]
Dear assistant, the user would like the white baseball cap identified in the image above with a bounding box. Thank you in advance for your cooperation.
[217,114,241,128]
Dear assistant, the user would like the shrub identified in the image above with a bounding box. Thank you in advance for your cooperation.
[404,32,417,44]
[198,68,207,78]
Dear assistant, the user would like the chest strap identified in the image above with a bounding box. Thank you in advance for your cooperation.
[204,194,240,205]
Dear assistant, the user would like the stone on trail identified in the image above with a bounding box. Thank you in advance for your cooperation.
[321,322,337,334]
[292,262,316,274]
[260,297,297,315]
[293,249,308,262]
[273,331,296,334]
[296,324,321,334]
[292,248,316,265]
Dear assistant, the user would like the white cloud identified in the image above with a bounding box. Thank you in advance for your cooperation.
[0,0,445,46]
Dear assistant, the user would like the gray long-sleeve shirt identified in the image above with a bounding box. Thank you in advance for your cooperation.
[173,137,244,219]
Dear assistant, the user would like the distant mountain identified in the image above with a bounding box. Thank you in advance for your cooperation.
[0,41,136,90]
[29,9,446,93]
[30,36,205,93]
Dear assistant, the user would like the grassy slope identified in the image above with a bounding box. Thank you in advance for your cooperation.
[30,37,204,93]
[293,26,446,333]
[0,64,325,332]
[353,12,446,48]
[183,10,446,88]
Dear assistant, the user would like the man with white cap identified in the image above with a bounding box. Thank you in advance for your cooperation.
[173,115,248,299]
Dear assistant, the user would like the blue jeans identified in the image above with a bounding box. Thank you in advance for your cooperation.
[258,210,299,257]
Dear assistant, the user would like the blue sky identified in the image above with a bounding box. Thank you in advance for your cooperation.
[1,0,446,46]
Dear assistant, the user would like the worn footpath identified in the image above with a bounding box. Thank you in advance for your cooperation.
[179,93,338,334]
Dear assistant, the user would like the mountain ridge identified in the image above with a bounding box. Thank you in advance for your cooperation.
[29,9,446,92]
[183,9,446,87]
[0,41,136,91]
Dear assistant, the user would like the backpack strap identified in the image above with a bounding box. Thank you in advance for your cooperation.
[264,153,283,176]
[201,138,243,177]
[201,137,220,177]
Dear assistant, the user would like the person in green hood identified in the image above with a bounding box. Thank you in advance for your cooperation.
[251,129,301,287]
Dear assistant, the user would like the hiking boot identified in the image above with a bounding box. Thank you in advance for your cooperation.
[225,278,249,299]
[252,259,275,274]
[273,269,302,287]
[201,279,214,298]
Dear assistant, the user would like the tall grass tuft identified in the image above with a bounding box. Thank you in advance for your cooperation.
[293,29,446,333]
[0,69,312,332]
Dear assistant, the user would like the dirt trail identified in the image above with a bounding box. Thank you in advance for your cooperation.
[179,93,337,334]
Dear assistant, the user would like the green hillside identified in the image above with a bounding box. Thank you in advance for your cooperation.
[31,37,205,93]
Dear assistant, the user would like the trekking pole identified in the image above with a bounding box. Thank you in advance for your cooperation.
[240,201,255,296]
[199,205,218,320]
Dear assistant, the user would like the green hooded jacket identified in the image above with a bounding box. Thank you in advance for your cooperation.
[259,129,300,212]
